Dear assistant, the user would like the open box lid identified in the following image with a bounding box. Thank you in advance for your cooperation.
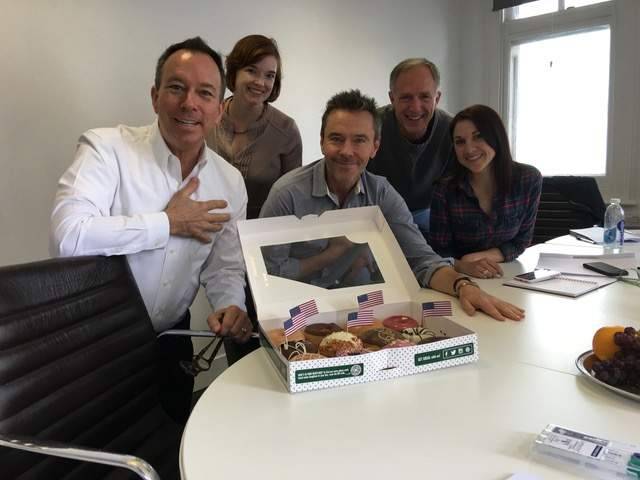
[238,206,421,323]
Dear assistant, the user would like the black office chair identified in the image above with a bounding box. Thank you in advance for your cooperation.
[532,176,606,245]
[0,256,209,480]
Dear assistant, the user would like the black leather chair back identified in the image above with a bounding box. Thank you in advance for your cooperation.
[532,176,606,245]
[0,256,180,479]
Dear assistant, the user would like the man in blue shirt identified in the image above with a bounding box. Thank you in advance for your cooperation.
[260,90,524,321]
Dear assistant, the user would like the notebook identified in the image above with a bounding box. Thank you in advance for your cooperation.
[503,275,617,297]
[536,252,637,277]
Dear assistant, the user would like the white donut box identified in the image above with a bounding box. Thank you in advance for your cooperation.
[238,206,478,393]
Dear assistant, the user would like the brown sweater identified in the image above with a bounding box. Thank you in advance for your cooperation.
[207,101,302,219]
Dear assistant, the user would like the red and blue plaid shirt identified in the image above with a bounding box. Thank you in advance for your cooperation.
[428,163,542,261]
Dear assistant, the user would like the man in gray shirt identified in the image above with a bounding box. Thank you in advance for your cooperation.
[367,58,453,236]
[260,90,524,322]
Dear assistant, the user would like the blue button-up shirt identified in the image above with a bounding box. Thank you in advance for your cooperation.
[259,158,452,287]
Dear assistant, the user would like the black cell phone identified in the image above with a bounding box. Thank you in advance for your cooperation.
[582,262,628,276]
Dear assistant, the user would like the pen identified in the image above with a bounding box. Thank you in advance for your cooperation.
[575,235,596,245]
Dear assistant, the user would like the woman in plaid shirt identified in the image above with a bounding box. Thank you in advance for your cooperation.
[428,105,542,279]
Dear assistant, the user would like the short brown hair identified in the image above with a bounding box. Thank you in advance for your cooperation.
[225,35,282,103]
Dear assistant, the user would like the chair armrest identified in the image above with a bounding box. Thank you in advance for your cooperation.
[0,433,160,480]
[157,329,216,339]
[158,329,259,339]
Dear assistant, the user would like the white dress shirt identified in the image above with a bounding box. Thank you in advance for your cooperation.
[50,122,248,332]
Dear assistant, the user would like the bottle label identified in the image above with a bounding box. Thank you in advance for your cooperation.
[618,220,625,245]
[604,227,617,244]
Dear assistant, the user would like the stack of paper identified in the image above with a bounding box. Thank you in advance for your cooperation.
[569,226,640,244]
[535,252,637,276]
[504,251,637,297]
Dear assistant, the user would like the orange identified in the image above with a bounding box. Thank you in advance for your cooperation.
[592,326,625,361]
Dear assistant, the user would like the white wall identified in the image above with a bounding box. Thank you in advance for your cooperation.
[0,0,465,268]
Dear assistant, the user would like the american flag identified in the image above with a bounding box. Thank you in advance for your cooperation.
[346,309,374,329]
[289,299,319,325]
[357,290,383,310]
[283,317,304,337]
[422,301,452,319]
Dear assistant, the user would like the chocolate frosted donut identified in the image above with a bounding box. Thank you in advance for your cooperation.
[280,340,317,360]
[304,322,343,346]
[305,322,342,336]
[402,327,436,343]
[383,315,418,332]
[359,328,403,349]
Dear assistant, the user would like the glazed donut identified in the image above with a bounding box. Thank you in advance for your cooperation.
[267,328,305,347]
[347,319,384,336]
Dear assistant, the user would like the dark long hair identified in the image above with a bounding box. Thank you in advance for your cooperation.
[449,104,515,196]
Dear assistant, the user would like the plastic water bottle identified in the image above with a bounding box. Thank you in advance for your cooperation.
[603,198,624,246]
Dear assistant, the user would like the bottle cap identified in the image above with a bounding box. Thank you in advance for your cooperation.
[611,198,621,204]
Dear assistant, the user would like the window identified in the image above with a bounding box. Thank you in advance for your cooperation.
[503,1,613,176]
[510,0,610,20]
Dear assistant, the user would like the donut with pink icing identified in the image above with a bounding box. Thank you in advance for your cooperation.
[383,315,418,332]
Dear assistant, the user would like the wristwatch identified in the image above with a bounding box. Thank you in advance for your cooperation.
[453,276,479,297]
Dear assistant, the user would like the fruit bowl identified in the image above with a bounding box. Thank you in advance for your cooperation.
[576,350,640,403]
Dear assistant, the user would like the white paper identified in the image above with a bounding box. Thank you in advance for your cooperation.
[569,226,640,244]
[504,275,616,297]
[536,252,637,276]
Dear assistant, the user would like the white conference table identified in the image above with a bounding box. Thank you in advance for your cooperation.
[180,242,640,480]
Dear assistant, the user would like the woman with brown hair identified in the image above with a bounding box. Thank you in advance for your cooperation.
[207,34,302,219]
[428,104,542,279]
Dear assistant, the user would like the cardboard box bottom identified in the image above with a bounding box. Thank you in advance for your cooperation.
[259,321,478,394]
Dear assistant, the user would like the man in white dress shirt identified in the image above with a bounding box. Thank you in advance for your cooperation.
[50,37,252,424]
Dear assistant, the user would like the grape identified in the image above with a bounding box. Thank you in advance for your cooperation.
[592,326,640,391]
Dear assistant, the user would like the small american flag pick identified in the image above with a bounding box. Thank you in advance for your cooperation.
[346,309,374,329]
[285,299,318,336]
[284,317,305,336]
[422,301,453,319]
[357,290,383,310]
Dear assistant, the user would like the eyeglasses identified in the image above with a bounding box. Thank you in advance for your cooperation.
[179,335,225,377]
